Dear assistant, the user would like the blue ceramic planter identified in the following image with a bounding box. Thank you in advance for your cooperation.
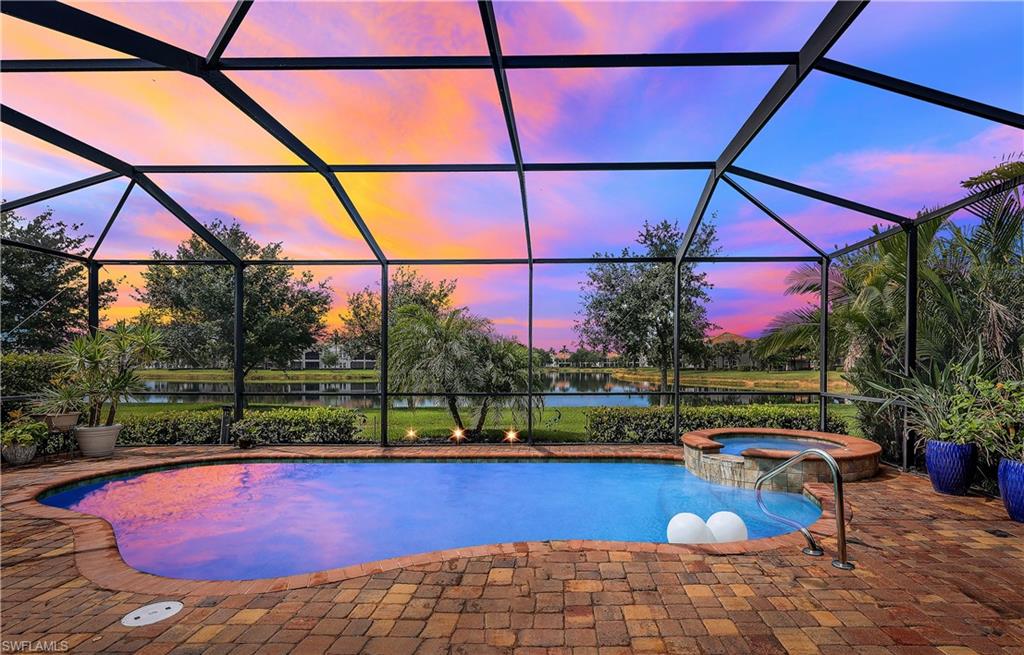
[925,440,977,495]
[998,459,1024,523]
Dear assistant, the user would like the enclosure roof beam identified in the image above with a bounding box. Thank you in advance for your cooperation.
[205,0,251,66]
[828,225,902,258]
[1,1,204,73]
[0,171,121,213]
[1,104,241,266]
[676,0,868,264]
[89,180,135,259]
[827,176,1024,258]
[721,175,828,257]
[1,237,89,262]
[727,166,909,225]
[816,58,1024,130]
[913,175,1024,225]
[132,161,715,174]
[2,0,386,264]
[0,52,798,73]
[480,0,532,259]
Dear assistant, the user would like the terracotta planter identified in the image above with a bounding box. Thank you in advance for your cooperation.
[2,444,37,465]
[75,424,122,458]
[43,412,80,432]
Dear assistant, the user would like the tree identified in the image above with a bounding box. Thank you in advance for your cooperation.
[135,220,333,374]
[388,304,542,435]
[1,207,115,351]
[335,267,456,358]
[576,219,718,401]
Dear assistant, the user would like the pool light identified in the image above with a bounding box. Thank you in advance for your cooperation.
[450,428,466,444]
[404,428,418,442]
[503,429,519,443]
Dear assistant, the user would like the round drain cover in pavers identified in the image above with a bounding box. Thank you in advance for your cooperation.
[121,601,183,627]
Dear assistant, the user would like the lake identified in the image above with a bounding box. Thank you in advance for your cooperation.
[136,372,813,407]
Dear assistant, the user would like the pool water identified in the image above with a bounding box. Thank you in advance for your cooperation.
[41,459,821,580]
[716,436,842,456]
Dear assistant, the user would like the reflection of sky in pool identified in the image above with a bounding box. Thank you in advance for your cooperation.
[41,460,821,580]
[717,437,842,456]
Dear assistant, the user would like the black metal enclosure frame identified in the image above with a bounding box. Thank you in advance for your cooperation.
[2,1,1022,462]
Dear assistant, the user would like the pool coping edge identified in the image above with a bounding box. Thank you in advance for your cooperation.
[2,445,848,595]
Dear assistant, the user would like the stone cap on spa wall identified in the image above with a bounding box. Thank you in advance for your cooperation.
[680,427,882,461]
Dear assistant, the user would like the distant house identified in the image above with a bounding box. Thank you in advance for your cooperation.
[704,332,813,371]
[706,332,755,369]
[290,343,376,370]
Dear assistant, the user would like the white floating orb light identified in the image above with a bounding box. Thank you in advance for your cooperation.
[666,512,715,544]
[706,511,748,543]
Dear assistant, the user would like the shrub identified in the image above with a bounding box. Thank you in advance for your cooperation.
[230,407,369,444]
[1,419,48,446]
[119,410,223,446]
[585,405,847,443]
[1,353,63,417]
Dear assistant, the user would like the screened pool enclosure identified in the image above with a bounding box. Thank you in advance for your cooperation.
[2,1,1022,466]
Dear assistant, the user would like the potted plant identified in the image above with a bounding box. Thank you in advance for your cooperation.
[977,380,1024,522]
[2,415,47,465]
[872,360,989,496]
[32,383,84,432]
[51,322,164,458]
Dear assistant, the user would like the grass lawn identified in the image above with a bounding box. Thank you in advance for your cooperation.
[613,368,853,393]
[137,367,854,393]
[116,402,861,442]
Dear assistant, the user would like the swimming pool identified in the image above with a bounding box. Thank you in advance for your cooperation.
[715,436,843,456]
[40,459,821,580]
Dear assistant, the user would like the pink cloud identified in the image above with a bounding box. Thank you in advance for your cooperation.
[802,125,1024,216]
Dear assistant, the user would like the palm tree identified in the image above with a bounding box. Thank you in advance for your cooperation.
[388,304,489,430]
[388,304,544,436]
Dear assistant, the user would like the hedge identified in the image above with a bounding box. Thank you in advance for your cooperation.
[231,407,369,444]
[1,353,63,417]
[119,409,223,446]
[585,405,847,443]
[116,407,371,445]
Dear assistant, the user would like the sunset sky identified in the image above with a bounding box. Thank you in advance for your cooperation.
[2,1,1021,347]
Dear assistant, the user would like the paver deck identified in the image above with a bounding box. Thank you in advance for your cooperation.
[2,445,1022,654]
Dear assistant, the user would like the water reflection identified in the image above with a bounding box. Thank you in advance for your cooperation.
[42,461,822,580]
[137,373,814,408]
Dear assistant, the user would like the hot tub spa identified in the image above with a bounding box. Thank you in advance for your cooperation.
[38,458,822,581]
[681,428,881,492]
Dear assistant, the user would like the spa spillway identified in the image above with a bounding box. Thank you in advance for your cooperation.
[681,428,881,492]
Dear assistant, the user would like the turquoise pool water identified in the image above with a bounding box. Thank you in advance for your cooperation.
[716,436,842,456]
[41,459,821,580]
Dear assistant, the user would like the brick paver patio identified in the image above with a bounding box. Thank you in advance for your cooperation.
[2,445,1022,654]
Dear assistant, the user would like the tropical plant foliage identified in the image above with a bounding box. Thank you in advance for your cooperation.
[48,322,165,427]
[388,304,545,435]
[758,161,1024,458]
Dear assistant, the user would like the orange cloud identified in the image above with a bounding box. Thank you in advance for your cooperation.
[2,72,302,165]
[228,69,511,164]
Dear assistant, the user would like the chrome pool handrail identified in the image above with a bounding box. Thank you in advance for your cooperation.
[754,448,854,570]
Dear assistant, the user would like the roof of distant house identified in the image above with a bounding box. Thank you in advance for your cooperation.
[707,332,753,345]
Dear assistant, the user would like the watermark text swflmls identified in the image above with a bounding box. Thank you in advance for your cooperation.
[1,641,70,653]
